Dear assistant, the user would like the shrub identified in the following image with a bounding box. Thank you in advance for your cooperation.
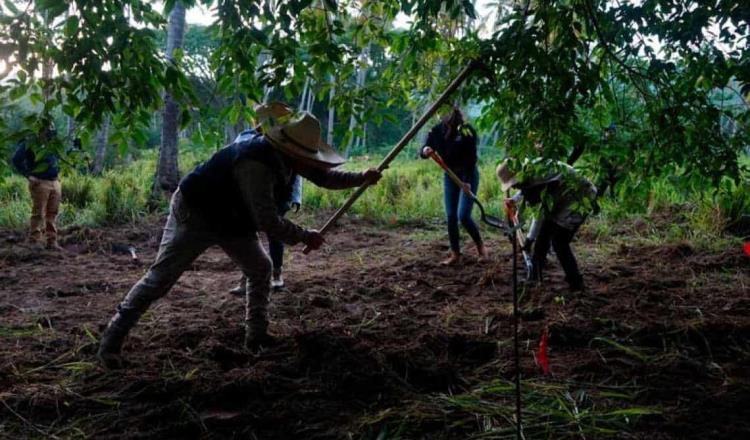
[62,174,95,209]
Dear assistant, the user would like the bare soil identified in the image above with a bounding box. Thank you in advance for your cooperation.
[0,212,748,439]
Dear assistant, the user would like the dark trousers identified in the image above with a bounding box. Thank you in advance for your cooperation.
[443,167,482,252]
[532,220,583,287]
[268,203,290,271]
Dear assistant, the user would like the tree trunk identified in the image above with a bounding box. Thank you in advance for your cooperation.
[306,82,315,112]
[299,77,310,111]
[151,1,186,206]
[344,47,369,158]
[327,77,336,145]
[92,117,110,175]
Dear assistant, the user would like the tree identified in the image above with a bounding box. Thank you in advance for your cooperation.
[91,116,110,175]
[1,0,747,190]
[151,1,187,205]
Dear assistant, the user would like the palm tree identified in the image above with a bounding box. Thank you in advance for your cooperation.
[151,1,187,205]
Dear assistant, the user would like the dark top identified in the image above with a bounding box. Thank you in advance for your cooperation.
[179,133,292,236]
[179,133,366,239]
[12,142,60,180]
[420,122,478,178]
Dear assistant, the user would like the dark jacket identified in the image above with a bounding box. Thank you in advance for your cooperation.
[12,142,60,180]
[179,134,365,239]
[179,133,288,236]
[420,122,478,178]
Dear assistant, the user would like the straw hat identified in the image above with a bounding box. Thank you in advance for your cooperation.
[265,112,345,168]
[496,159,518,192]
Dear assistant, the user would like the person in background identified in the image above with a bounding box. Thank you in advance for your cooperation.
[97,111,382,368]
[230,102,303,294]
[11,123,64,250]
[497,158,597,291]
[419,106,488,265]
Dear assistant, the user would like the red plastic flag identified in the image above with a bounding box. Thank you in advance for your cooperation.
[537,328,551,375]
[744,242,750,257]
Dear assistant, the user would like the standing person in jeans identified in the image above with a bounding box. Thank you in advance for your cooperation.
[419,106,488,265]
[11,123,64,250]
[497,158,597,291]
[229,102,302,294]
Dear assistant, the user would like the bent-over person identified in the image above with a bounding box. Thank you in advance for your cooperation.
[497,158,596,291]
[97,112,381,368]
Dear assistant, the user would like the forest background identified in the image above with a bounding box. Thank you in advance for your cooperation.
[0,0,748,243]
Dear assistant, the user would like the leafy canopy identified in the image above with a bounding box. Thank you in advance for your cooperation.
[0,0,747,186]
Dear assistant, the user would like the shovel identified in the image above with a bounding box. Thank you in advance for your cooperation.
[427,151,507,231]
[504,199,534,279]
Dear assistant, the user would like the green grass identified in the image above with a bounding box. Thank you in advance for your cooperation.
[0,151,745,250]
[357,379,659,439]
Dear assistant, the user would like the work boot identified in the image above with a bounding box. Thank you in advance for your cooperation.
[245,331,278,351]
[229,275,247,296]
[271,269,284,290]
[244,319,276,351]
[96,321,129,369]
[566,275,585,292]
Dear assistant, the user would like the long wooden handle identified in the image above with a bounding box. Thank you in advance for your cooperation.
[429,151,475,198]
[303,61,477,254]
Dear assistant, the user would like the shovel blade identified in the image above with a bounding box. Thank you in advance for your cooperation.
[482,214,507,231]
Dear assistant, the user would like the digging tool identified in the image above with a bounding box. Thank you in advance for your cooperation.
[427,151,507,231]
[504,200,533,280]
[303,61,479,254]
[506,189,523,440]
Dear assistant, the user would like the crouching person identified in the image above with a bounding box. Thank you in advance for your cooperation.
[497,158,596,291]
[97,112,381,368]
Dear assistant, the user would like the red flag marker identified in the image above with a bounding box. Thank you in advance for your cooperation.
[744,242,750,257]
[537,328,551,375]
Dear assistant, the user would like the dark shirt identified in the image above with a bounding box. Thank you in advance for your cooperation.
[12,142,60,180]
[420,122,478,178]
[180,135,364,242]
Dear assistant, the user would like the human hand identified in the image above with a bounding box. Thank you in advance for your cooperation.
[504,198,517,216]
[291,202,301,213]
[462,182,472,195]
[362,168,382,185]
[422,146,434,157]
[303,230,325,251]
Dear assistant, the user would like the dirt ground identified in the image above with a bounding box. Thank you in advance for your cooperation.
[0,212,748,439]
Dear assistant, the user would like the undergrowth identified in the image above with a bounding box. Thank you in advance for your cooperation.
[0,151,746,247]
[358,379,658,439]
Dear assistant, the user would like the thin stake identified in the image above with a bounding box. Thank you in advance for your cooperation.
[506,192,523,439]
[303,61,478,253]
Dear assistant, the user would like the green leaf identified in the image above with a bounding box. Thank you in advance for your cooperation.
[3,0,19,14]
[63,16,79,37]
[36,0,69,20]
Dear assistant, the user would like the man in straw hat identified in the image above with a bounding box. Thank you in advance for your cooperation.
[497,157,597,291]
[97,108,381,368]
[229,102,303,294]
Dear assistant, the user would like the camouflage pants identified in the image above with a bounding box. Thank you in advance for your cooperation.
[105,190,272,347]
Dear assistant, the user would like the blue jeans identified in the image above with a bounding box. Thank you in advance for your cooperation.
[443,167,482,252]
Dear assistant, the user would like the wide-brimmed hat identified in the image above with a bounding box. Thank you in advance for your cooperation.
[496,159,518,192]
[253,101,293,125]
[265,112,345,168]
